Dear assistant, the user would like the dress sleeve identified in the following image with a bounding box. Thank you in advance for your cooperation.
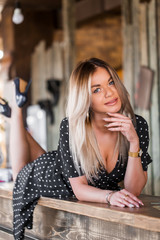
[135,115,152,171]
[57,118,83,179]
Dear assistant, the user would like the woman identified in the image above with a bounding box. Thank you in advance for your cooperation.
[0,58,152,239]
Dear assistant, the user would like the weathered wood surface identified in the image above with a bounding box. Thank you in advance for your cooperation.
[0,183,160,240]
[149,0,160,196]
[122,0,160,195]
[62,0,76,84]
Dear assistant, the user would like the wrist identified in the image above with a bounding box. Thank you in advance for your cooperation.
[128,148,143,158]
[105,191,116,205]
[129,141,140,152]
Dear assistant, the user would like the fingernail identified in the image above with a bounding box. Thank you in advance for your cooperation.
[139,202,144,206]
[129,204,134,208]
[104,124,109,127]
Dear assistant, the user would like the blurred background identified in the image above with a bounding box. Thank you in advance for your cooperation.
[0,0,159,196]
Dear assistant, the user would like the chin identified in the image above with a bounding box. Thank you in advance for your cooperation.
[107,106,121,113]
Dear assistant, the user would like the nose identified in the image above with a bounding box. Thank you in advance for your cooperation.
[104,86,113,98]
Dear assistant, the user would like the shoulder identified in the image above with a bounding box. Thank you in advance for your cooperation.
[135,114,148,129]
[135,114,149,140]
[60,117,69,129]
[59,117,69,136]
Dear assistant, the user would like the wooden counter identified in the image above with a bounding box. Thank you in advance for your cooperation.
[0,182,160,240]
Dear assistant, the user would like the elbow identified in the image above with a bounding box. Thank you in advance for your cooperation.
[124,176,147,196]
[125,188,142,196]
[131,190,142,197]
[124,183,145,197]
[74,192,84,201]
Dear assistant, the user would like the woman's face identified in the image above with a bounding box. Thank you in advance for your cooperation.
[90,67,122,114]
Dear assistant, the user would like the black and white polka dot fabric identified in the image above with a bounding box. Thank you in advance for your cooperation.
[13,115,152,239]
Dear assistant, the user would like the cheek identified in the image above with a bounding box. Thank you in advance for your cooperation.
[90,97,98,109]
[91,95,101,105]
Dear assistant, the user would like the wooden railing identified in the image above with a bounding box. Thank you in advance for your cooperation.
[0,183,160,240]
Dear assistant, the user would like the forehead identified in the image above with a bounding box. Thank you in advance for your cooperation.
[91,67,111,84]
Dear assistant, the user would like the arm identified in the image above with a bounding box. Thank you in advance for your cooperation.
[104,113,148,196]
[124,140,147,196]
[69,175,143,207]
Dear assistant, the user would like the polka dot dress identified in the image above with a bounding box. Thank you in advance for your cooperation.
[13,115,152,239]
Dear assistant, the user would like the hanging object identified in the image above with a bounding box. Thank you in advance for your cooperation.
[12,1,24,24]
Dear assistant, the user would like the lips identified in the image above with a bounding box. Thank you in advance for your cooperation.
[105,98,118,106]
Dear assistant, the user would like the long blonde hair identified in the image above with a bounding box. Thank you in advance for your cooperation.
[66,58,136,182]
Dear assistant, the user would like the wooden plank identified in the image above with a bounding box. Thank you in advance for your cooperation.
[62,0,76,84]
[31,41,48,105]
[76,0,122,22]
[122,0,134,104]
[28,206,160,240]
[76,0,103,22]
[138,2,153,195]
[103,0,122,11]
[0,230,14,240]
[148,0,160,196]
[38,195,160,233]
[122,0,159,196]
[139,3,149,65]
[132,0,141,98]
[0,194,160,240]
[0,183,160,233]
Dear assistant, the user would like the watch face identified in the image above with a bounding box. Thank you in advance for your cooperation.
[139,149,143,157]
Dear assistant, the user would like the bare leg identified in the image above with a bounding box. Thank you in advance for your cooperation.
[10,107,30,181]
[26,131,46,162]
[10,80,46,181]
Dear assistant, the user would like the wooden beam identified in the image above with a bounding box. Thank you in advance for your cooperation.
[103,0,122,11]
[148,0,160,196]
[62,0,76,83]
[76,0,103,22]
[76,0,121,22]
[139,2,153,195]
[62,0,76,116]
[0,184,160,240]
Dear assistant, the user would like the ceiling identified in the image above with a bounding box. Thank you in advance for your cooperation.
[1,0,62,11]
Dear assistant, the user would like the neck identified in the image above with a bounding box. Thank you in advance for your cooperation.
[91,112,111,133]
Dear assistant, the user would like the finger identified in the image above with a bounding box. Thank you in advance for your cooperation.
[121,190,144,206]
[103,117,131,124]
[121,195,139,208]
[119,198,136,208]
[107,127,126,132]
[112,201,125,208]
[106,122,129,128]
[116,203,125,208]
[107,112,129,119]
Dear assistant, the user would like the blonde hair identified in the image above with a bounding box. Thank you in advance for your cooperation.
[66,58,136,182]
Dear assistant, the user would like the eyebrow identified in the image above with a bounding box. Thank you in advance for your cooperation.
[91,76,112,88]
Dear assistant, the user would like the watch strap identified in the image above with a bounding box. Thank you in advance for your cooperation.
[128,148,143,158]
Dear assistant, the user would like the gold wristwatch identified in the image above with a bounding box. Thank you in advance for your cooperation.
[128,148,143,158]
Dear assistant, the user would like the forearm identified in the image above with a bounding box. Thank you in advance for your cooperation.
[124,157,147,195]
[124,143,147,195]
[69,177,111,203]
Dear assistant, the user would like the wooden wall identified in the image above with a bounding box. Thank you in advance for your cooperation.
[31,8,123,151]
[122,0,160,196]
[53,12,123,77]
[1,7,54,81]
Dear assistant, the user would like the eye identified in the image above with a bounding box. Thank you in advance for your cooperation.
[93,88,101,93]
[109,80,115,85]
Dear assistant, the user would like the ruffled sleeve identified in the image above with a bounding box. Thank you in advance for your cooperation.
[57,117,83,179]
[135,115,152,171]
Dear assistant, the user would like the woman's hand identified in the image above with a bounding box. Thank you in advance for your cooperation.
[103,112,139,146]
[109,189,144,208]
